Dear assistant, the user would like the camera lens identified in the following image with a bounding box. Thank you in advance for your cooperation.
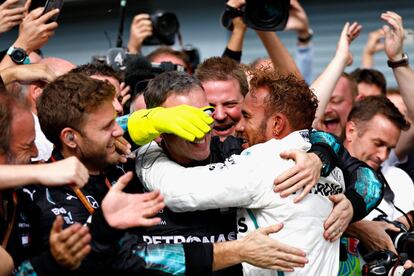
[243,0,289,31]
[156,13,179,36]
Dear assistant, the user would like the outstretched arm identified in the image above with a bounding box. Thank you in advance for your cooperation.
[213,224,308,272]
[311,22,361,125]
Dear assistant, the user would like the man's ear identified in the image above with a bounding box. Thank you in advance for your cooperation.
[345,121,357,142]
[61,128,77,149]
[30,86,43,102]
[271,113,286,138]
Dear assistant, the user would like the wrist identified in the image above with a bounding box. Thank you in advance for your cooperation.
[387,52,409,68]
[127,40,140,54]
[297,28,313,44]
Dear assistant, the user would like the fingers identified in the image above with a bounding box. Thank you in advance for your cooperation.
[260,223,283,235]
[56,223,82,243]
[112,172,133,191]
[37,7,59,24]
[65,226,90,254]
[293,182,313,203]
[115,136,132,156]
[51,215,63,234]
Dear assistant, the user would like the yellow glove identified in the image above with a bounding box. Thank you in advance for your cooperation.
[127,105,214,145]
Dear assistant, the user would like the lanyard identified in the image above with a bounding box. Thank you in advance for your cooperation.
[50,155,111,215]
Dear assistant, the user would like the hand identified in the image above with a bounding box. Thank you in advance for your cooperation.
[274,150,321,203]
[119,82,131,106]
[347,220,400,253]
[49,216,91,270]
[323,194,353,242]
[285,0,310,38]
[15,7,59,52]
[335,21,362,67]
[38,156,89,188]
[101,172,165,229]
[363,29,385,56]
[115,136,132,163]
[127,13,152,54]
[0,0,27,34]
[403,260,414,270]
[128,105,214,146]
[0,63,56,85]
[381,11,404,61]
[239,224,308,272]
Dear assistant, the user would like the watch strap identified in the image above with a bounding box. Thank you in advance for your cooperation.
[7,46,30,65]
[387,53,408,68]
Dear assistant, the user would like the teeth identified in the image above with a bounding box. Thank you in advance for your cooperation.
[193,138,205,144]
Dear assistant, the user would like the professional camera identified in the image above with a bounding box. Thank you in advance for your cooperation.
[143,11,180,46]
[374,215,414,260]
[221,0,290,31]
[362,250,414,276]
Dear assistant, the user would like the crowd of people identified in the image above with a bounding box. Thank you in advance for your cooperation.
[0,0,413,275]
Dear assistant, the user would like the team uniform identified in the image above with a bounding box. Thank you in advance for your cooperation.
[10,150,214,276]
[137,130,346,275]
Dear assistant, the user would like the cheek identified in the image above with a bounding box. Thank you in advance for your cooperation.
[225,106,242,122]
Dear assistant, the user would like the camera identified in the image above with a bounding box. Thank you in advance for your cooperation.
[362,250,414,276]
[374,215,414,260]
[143,11,180,46]
[221,0,290,31]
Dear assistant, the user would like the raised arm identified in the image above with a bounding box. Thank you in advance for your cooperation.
[382,11,414,159]
[311,22,361,124]
[221,0,247,62]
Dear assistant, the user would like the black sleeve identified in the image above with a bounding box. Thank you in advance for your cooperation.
[183,243,213,276]
[222,47,242,63]
[21,250,74,276]
[309,130,384,222]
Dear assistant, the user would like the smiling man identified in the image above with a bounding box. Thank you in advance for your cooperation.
[315,73,358,139]
[195,57,248,142]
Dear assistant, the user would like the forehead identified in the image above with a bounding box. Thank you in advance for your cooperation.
[243,87,268,111]
[332,77,353,100]
[357,114,401,144]
[202,79,243,101]
[162,86,208,109]
[83,100,115,126]
[91,75,120,93]
[10,111,35,142]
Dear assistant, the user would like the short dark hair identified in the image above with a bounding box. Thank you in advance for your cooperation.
[348,95,410,133]
[72,63,123,83]
[195,56,249,96]
[0,92,30,155]
[350,68,387,95]
[147,46,190,71]
[249,68,318,130]
[144,71,202,108]
[37,72,115,149]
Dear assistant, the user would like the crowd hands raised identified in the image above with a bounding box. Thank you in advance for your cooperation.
[0,0,413,275]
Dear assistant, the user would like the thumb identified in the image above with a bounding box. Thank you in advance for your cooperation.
[112,172,133,192]
[260,223,283,235]
[329,194,343,204]
[279,150,296,160]
[51,215,63,234]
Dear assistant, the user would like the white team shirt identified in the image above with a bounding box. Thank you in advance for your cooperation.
[136,130,345,275]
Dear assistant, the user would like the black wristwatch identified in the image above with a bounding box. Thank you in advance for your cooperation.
[387,53,409,68]
[7,46,30,65]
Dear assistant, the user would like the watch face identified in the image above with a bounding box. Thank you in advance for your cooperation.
[11,48,26,63]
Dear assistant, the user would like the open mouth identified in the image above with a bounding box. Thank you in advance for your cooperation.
[213,124,234,135]
[322,117,340,132]
[191,137,207,145]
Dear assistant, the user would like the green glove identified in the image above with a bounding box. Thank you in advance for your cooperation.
[127,105,214,145]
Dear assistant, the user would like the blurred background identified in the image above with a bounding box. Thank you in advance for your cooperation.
[0,0,413,87]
